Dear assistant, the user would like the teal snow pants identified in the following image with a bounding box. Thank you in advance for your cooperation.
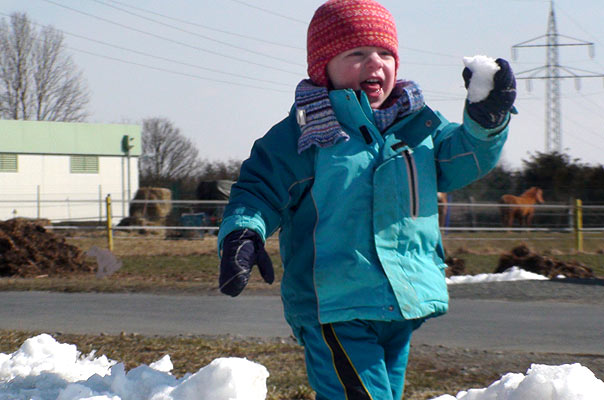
[299,319,423,400]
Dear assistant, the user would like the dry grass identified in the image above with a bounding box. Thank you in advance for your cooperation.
[1,230,602,293]
[2,230,604,399]
[3,329,601,400]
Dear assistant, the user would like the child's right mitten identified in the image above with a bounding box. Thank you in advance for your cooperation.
[219,229,274,297]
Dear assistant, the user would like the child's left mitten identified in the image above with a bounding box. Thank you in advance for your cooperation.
[463,58,517,129]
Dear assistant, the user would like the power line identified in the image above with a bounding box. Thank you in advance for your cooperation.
[63,30,291,88]
[0,11,290,92]
[89,0,304,67]
[563,115,604,145]
[573,93,604,123]
[67,46,289,93]
[101,0,304,51]
[39,0,302,76]
[400,47,460,60]
[225,0,307,24]
[0,11,292,88]
[556,5,604,49]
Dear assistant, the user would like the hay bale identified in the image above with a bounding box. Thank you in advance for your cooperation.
[129,187,172,220]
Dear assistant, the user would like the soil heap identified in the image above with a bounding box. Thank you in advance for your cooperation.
[496,244,595,279]
[0,218,92,277]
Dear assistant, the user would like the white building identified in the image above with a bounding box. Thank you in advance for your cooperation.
[0,119,141,223]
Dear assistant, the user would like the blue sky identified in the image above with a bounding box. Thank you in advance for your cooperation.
[3,0,603,169]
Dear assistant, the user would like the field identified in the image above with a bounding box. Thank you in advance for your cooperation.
[1,230,604,399]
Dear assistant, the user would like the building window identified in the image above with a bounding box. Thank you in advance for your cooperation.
[70,155,99,173]
[0,153,18,172]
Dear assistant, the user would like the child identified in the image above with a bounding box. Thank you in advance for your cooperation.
[218,0,516,398]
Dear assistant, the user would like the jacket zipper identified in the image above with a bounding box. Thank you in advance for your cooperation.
[403,149,419,218]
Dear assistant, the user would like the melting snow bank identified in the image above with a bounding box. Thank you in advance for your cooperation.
[431,363,604,400]
[446,266,549,285]
[0,334,268,400]
[3,334,603,400]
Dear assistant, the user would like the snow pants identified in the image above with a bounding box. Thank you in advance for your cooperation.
[299,319,422,400]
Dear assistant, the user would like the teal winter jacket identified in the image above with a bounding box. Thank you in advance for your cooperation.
[218,89,509,336]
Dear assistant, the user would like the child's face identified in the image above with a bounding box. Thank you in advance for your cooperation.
[326,46,396,109]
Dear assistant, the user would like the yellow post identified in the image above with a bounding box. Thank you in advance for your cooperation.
[106,194,114,251]
[575,198,583,252]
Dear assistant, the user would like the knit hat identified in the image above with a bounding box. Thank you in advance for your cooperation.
[307,0,399,87]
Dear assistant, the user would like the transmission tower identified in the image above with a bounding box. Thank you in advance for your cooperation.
[512,0,604,153]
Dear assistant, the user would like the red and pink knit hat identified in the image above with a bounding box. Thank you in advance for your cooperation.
[307,0,399,87]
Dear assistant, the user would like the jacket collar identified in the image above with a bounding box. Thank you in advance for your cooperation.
[294,79,424,153]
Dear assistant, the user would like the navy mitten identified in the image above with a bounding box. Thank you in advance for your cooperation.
[463,58,516,129]
[219,229,274,297]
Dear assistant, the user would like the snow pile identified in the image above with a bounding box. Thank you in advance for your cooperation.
[2,334,603,400]
[0,334,114,382]
[463,55,499,103]
[431,363,604,400]
[447,266,549,285]
[0,334,268,400]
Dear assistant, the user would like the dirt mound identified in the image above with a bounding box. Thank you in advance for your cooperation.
[495,244,595,279]
[445,256,466,277]
[0,218,92,277]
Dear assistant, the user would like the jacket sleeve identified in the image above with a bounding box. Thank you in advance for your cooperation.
[432,108,510,193]
[217,114,314,254]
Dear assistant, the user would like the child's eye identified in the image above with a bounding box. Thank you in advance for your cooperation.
[348,51,364,57]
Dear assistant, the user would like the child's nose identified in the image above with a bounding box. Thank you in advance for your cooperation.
[366,52,383,69]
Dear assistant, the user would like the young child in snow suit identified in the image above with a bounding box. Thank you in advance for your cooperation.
[217,0,516,398]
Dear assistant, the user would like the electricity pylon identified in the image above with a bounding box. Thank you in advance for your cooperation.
[512,0,604,153]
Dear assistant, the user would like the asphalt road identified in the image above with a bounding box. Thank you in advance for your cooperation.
[1,291,603,355]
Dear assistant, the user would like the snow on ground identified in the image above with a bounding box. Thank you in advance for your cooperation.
[432,363,604,400]
[1,334,603,400]
[446,266,549,284]
[0,334,268,400]
[2,267,598,400]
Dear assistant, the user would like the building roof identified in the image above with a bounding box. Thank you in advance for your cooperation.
[0,119,141,156]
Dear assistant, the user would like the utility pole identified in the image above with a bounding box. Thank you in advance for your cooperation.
[512,0,604,153]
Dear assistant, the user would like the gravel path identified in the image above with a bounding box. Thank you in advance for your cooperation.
[448,277,604,304]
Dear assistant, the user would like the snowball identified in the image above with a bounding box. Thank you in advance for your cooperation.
[463,55,500,103]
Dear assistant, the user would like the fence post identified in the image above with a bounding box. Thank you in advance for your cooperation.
[575,198,583,252]
[99,185,103,223]
[106,194,114,251]
[36,185,40,219]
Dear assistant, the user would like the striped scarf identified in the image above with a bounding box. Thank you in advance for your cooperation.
[294,79,425,153]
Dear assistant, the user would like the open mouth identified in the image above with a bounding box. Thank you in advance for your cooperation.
[360,78,383,95]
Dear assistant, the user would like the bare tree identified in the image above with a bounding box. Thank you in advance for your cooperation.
[0,12,89,121]
[140,117,204,187]
[199,159,242,181]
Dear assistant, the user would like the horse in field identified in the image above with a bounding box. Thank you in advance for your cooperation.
[499,187,544,227]
[437,192,448,227]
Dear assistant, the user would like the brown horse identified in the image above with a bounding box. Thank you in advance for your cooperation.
[437,192,448,227]
[499,187,545,227]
